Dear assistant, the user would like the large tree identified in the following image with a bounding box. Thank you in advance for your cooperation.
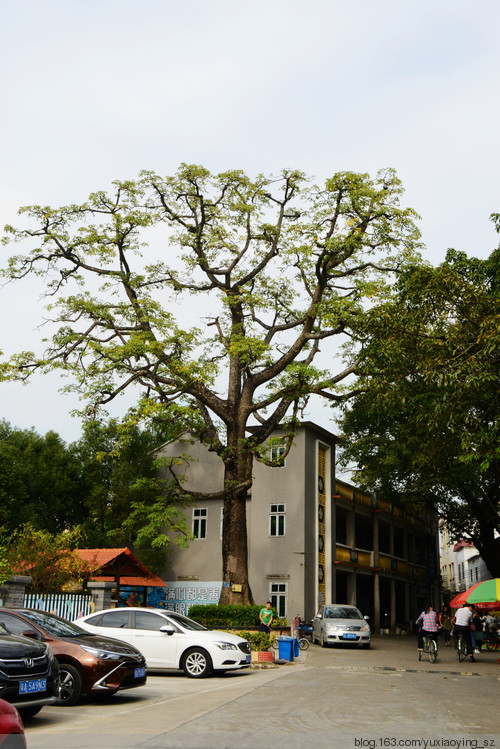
[1,165,421,603]
[0,419,87,533]
[338,229,500,577]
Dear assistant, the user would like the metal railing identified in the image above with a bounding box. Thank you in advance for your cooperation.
[23,592,93,620]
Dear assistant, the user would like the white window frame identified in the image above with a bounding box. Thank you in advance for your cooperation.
[269,503,286,537]
[193,508,207,539]
[270,582,287,618]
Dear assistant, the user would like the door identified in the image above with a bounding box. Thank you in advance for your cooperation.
[128,611,180,668]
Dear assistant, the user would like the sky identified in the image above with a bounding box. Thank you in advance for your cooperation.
[1,0,499,444]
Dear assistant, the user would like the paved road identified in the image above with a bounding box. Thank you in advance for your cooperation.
[25,636,500,749]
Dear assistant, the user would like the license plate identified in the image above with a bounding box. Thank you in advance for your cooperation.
[134,667,146,678]
[19,678,46,695]
[245,654,251,663]
[343,633,357,640]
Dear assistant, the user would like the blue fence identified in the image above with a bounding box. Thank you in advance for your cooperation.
[23,592,93,620]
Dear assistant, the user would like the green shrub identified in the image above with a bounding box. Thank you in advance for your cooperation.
[188,603,286,628]
[237,631,272,651]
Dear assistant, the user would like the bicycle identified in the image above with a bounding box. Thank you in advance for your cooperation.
[419,634,438,663]
[484,632,500,651]
[456,632,467,662]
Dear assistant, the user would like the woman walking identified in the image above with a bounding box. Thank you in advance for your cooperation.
[439,604,453,646]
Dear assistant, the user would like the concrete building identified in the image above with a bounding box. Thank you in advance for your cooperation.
[334,479,440,630]
[159,422,439,630]
[439,525,493,593]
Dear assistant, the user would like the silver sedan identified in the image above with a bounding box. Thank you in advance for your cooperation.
[312,604,371,648]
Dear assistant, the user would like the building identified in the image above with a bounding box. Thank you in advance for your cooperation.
[334,480,440,630]
[439,525,492,593]
[159,422,439,630]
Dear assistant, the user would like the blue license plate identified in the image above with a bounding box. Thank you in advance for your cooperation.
[134,667,146,678]
[343,633,357,640]
[245,654,251,663]
[19,678,46,695]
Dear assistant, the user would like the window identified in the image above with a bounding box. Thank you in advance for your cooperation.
[193,508,207,539]
[270,582,287,617]
[100,610,130,629]
[393,529,405,558]
[135,611,172,631]
[355,514,373,551]
[269,503,286,536]
[270,443,286,465]
[335,506,348,545]
[0,613,37,638]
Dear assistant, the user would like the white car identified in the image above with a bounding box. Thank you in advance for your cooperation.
[74,608,251,678]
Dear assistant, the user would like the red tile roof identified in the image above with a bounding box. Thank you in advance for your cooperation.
[74,548,166,588]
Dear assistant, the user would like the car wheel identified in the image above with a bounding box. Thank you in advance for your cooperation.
[2,735,27,749]
[57,663,83,706]
[320,631,326,648]
[18,705,42,720]
[182,648,213,678]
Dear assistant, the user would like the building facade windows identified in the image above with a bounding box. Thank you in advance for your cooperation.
[193,508,207,539]
[270,581,287,617]
[269,504,286,537]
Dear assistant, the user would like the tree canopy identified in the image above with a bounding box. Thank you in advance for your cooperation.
[338,223,500,578]
[1,165,422,602]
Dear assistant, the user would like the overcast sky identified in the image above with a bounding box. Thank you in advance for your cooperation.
[1,0,499,443]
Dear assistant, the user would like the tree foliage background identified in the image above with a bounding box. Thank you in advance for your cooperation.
[338,219,500,577]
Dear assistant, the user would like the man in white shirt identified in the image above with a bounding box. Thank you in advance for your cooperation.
[453,603,476,662]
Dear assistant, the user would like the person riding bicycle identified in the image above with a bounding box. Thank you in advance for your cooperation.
[415,604,439,653]
[452,603,476,662]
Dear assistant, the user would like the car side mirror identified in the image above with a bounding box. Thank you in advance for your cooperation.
[21,629,41,640]
[160,624,176,636]
[316,614,322,620]
[364,616,370,621]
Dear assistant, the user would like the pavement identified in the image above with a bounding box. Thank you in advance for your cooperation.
[25,635,500,749]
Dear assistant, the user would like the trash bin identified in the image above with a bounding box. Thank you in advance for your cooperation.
[277,637,294,661]
[292,638,300,657]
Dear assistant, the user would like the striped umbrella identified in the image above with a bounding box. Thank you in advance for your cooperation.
[466,578,500,608]
[449,583,481,609]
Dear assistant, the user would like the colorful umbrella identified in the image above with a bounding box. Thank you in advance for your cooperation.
[449,579,500,610]
[466,578,500,607]
[449,583,481,609]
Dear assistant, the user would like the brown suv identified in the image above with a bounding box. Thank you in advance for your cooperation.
[0,610,147,706]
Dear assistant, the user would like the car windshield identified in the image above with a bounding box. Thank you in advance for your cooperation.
[20,610,90,637]
[324,607,363,620]
[165,613,208,631]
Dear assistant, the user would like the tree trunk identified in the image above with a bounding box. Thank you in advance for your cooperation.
[218,450,254,605]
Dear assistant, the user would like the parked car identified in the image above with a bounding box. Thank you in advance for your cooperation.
[0,699,26,749]
[75,608,252,678]
[0,610,147,706]
[312,604,371,648]
[0,623,59,720]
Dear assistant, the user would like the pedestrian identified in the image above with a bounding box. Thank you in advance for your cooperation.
[439,604,453,646]
[259,601,274,633]
[415,604,439,652]
[452,603,476,662]
[471,609,485,653]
